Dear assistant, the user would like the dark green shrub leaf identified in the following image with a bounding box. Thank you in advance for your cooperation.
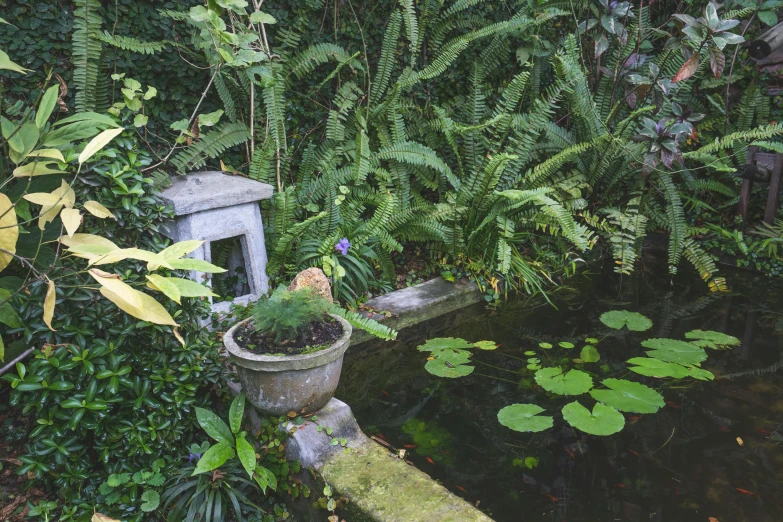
[229,393,245,434]
[195,407,234,444]
[192,441,235,475]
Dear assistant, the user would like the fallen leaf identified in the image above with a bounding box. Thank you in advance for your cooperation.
[673,52,700,82]
[736,436,744,447]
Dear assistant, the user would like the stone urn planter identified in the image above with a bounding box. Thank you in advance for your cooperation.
[223,314,352,416]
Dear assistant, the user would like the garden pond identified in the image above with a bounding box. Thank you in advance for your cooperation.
[336,263,783,522]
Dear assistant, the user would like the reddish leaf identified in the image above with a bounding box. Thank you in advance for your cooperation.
[673,53,700,82]
[736,488,757,496]
[709,49,726,78]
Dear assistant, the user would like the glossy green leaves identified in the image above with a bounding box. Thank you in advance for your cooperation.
[599,310,652,331]
[589,379,664,413]
[497,404,554,433]
[562,401,625,435]
[420,337,496,378]
[535,367,593,395]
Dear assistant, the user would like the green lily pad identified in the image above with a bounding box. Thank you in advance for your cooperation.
[527,363,541,370]
[539,342,553,349]
[534,367,593,395]
[425,358,474,378]
[641,338,707,365]
[684,330,740,350]
[474,340,498,350]
[626,357,689,378]
[418,338,473,352]
[599,311,653,331]
[685,366,715,381]
[524,351,537,356]
[497,404,554,433]
[558,341,575,349]
[580,345,600,363]
[585,337,599,344]
[589,378,664,413]
[562,401,625,436]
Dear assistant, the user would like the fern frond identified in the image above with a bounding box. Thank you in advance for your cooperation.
[73,0,103,112]
[92,30,167,54]
[170,122,251,173]
[327,305,397,341]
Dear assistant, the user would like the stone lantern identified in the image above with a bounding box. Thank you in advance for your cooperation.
[159,171,273,314]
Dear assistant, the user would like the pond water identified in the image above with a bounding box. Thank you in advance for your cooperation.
[335,262,783,522]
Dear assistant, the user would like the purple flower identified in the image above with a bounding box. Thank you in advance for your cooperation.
[188,453,202,463]
[335,238,351,256]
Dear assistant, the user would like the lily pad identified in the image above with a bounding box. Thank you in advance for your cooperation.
[418,337,473,352]
[580,345,600,363]
[524,350,536,356]
[497,404,554,433]
[684,330,740,350]
[585,337,599,344]
[685,366,714,381]
[539,342,553,349]
[558,341,575,349]
[425,358,474,378]
[589,378,664,413]
[599,311,652,331]
[474,340,498,350]
[534,367,593,395]
[641,338,707,365]
[626,357,689,378]
[562,401,625,436]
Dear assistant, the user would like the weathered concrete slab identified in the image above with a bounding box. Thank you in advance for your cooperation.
[283,399,493,522]
[160,170,273,215]
[352,278,482,344]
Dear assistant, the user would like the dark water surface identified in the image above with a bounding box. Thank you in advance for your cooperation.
[336,265,783,522]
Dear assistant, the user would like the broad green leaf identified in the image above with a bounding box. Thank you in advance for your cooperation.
[626,357,689,378]
[236,434,256,479]
[195,406,234,444]
[159,240,204,260]
[589,378,664,413]
[599,310,652,331]
[167,257,227,273]
[497,404,554,433]
[229,393,245,434]
[192,441,235,475]
[562,401,625,436]
[684,330,740,349]
[79,127,124,164]
[580,345,600,363]
[59,208,82,237]
[0,49,30,73]
[164,277,218,298]
[0,289,22,328]
[133,114,148,127]
[146,274,182,304]
[254,464,277,494]
[13,161,65,177]
[43,278,56,331]
[534,367,593,395]
[83,200,115,219]
[0,193,19,272]
[0,335,4,362]
[249,11,277,24]
[641,338,707,365]
[140,490,160,513]
[143,86,157,100]
[198,109,223,127]
[52,112,119,128]
[424,358,474,378]
[36,85,59,129]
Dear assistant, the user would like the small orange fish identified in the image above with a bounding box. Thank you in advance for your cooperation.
[757,428,771,436]
[627,448,640,456]
[615,483,626,488]
[403,444,418,449]
[456,485,468,493]
[629,416,642,422]
[442,450,451,456]
[545,494,558,502]
[376,432,387,440]
[719,426,729,432]
[381,390,390,396]
[565,448,576,459]
[665,401,681,409]
[426,457,435,465]
[736,488,757,496]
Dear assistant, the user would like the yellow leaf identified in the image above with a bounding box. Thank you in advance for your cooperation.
[43,278,56,331]
[0,193,19,272]
[33,181,75,230]
[165,277,218,298]
[147,240,204,271]
[52,180,76,209]
[146,274,182,304]
[83,200,115,219]
[61,233,119,250]
[79,127,124,164]
[26,149,65,162]
[12,161,67,177]
[99,287,178,326]
[92,513,122,522]
[23,192,62,206]
[173,327,186,347]
[60,208,82,237]
[89,248,173,269]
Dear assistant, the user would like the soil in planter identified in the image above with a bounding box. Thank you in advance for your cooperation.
[234,318,343,356]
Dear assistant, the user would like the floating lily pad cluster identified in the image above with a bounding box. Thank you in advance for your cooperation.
[420,310,740,437]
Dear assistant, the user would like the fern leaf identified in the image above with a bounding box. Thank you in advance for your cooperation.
[170,122,251,173]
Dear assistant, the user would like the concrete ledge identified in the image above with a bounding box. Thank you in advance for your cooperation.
[282,399,492,522]
[353,278,482,345]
